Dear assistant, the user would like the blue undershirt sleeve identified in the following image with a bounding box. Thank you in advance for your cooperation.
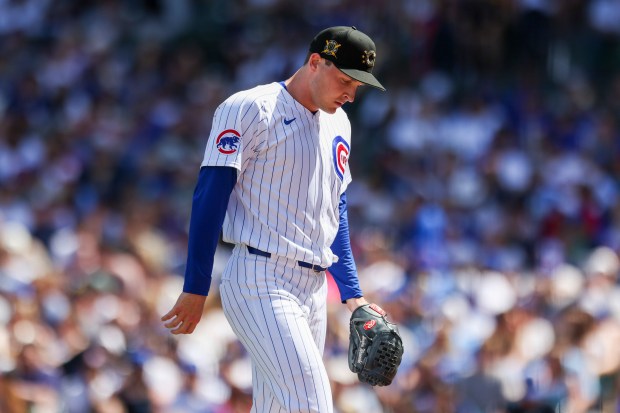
[182,166,236,296]
[329,192,364,303]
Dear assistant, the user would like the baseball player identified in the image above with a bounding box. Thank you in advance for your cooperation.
[162,26,387,412]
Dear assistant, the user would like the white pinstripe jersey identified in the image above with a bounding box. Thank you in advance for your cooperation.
[201,82,353,268]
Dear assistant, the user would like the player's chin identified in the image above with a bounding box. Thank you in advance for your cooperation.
[323,104,340,114]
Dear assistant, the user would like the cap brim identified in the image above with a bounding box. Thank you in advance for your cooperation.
[339,67,386,92]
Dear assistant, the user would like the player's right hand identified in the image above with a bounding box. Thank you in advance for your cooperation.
[161,292,207,335]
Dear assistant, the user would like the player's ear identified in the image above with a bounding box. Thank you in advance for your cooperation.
[308,53,322,71]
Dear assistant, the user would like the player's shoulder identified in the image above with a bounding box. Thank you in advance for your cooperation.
[222,82,282,110]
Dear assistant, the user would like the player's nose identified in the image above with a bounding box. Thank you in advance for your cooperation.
[345,84,361,103]
[344,89,356,103]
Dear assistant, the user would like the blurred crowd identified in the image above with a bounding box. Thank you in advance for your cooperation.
[1,0,620,412]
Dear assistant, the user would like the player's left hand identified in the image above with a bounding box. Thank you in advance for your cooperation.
[348,303,404,386]
[161,292,207,335]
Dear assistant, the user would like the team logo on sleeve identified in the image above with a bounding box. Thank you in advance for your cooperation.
[216,129,241,155]
[332,136,350,181]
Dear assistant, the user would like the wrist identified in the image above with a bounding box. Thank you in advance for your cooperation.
[346,297,368,312]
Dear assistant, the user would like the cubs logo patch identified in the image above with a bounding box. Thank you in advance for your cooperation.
[332,136,349,181]
[216,129,241,155]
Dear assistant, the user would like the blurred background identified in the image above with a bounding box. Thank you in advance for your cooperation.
[1,0,620,412]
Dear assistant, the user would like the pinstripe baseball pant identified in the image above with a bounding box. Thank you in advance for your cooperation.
[219,245,333,413]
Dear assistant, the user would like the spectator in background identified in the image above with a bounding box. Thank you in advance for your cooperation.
[1,1,620,412]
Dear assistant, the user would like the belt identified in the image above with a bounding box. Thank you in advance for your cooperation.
[247,246,327,273]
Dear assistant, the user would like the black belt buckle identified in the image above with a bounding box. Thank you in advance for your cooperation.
[247,246,325,272]
[297,260,327,273]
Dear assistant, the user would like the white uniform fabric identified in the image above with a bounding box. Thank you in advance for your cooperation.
[204,82,354,412]
[202,82,352,269]
[220,245,330,413]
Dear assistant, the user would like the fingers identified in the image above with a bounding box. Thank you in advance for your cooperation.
[163,314,192,334]
[160,309,175,322]
[165,316,195,335]
[171,321,195,335]
[161,293,206,335]
[161,307,197,334]
[163,316,181,329]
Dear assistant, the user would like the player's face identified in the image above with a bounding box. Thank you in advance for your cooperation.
[311,58,363,114]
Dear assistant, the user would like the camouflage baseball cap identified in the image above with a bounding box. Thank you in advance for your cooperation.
[309,26,385,92]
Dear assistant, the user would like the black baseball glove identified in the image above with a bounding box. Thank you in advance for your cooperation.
[348,303,404,386]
